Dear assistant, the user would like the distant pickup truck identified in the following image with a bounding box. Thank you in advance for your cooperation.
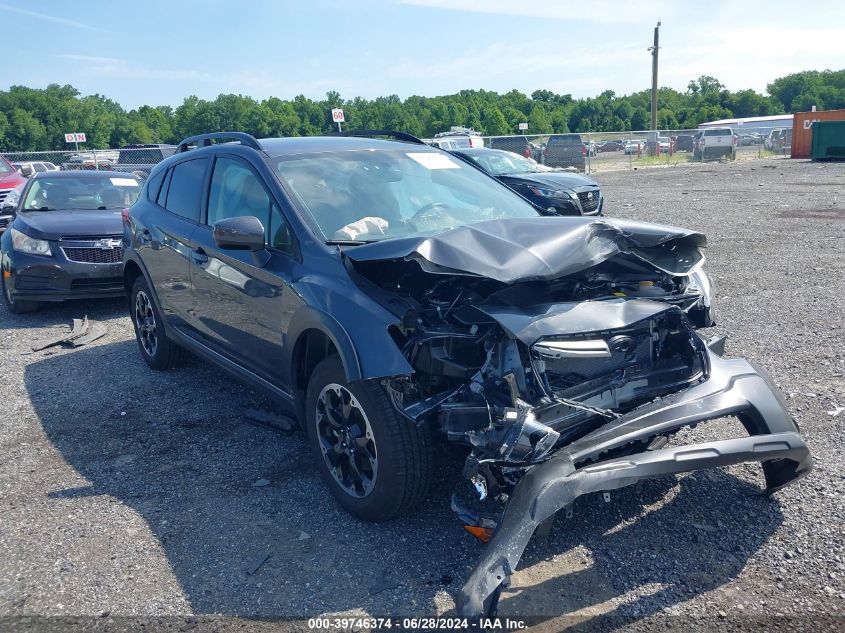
[109,144,177,178]
[693,128,736,160]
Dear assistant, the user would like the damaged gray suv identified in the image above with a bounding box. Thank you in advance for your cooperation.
[123,131,811,618]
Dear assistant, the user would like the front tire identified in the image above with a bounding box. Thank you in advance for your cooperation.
[2,271,39,314]
[130,276,184,369]
[305,356,433,522]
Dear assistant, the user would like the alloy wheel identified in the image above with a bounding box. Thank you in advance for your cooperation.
[134,290,158,357]
[315,383,378,498]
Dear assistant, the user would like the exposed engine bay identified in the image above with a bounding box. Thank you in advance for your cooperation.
[344,218,812,616]
[344,218,715,531]
[340,216,810,617]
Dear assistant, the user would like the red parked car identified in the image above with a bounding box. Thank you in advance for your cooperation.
[0,155,28,234]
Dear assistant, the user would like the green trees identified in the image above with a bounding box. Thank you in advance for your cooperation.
[0,68,841,151]
[768,70,845,112]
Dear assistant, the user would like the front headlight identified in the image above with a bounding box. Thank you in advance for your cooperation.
[688,269,712,307]
[527,185,571,199]
[687,269,716,326]
[11,228,52,256]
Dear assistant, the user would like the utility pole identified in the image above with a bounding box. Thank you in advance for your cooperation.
[648,20,661,130]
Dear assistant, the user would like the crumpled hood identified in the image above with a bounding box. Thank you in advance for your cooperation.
[345,217,706,284]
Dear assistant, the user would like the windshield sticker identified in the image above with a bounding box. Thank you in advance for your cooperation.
[110,177,139,186]
[406,153,461,170]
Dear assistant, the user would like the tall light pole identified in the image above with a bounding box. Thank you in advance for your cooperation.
[648,20,661,130]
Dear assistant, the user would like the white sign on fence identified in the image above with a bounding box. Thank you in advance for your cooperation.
[331,109,345,123]
[64,132,86,143]
[518,122,529,131]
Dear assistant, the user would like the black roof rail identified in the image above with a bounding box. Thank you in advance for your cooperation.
[176,132,263,153]
[328,129,427,146]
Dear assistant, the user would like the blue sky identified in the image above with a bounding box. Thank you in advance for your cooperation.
[2,0,844,109]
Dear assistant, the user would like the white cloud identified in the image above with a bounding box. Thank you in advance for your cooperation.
[399,0,675,24]
[57,55,348,102]
[0,2,102,31]
[57,54,127,65]
[383,20,845,98]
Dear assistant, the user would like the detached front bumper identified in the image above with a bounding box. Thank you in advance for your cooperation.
[456,348,812,618]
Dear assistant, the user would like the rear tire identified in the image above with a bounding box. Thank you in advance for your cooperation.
[2,271,39,314]
[305,355,433,522]
[130,275,185,369]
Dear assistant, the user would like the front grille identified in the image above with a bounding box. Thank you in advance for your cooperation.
[62,246,123,264]
[15,274,53,290]
[578,190,600,213]
[60,234,122,242]
[70,277,123,291]
[0,216,10,230]
[0,188,10,204]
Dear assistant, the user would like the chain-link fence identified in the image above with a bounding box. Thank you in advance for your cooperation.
[1,145,177,179]
[2,128,795,182]
[428,127,793,174]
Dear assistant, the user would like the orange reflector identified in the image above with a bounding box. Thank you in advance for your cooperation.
[463,525,492,543]
[2,270,10,279]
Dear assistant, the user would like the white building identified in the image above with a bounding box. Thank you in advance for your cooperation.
[698,114,793,134]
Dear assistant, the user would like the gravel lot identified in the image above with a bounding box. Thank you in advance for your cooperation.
[0,157,843,631]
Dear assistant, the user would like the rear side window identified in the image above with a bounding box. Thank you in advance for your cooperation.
[164,158,209,221]
[145,169,166,203]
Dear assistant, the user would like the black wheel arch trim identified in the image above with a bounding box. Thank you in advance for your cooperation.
[122,251,176,337]
[286,307,361,385]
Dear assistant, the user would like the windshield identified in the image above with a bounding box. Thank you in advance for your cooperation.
[22,175,142,211]
[467,151,539,176]
[271,148,539,243]
[0,159,12,175]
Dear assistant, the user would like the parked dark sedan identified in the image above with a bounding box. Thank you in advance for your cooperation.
[598,140,625,152]
[0,170,142,313]
[450,147,602,215]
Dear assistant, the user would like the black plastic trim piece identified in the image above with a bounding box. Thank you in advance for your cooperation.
[176,132,263,153]
[327,129,427,146]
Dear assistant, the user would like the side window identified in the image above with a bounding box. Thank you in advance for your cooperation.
[207,157,294,253]
[156,168,172,206]
[145,169,166,203]
[207,157,271,227]
[164,158,209,221]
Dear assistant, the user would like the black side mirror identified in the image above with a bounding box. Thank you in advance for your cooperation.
[212,216,265,251]
[0,202,15,216]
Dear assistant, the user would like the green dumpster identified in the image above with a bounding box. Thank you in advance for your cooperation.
[811,120,845,160]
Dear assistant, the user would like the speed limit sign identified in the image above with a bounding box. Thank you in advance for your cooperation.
[331,108,345,123]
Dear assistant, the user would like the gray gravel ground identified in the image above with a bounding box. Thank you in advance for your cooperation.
[0,157,843,631]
